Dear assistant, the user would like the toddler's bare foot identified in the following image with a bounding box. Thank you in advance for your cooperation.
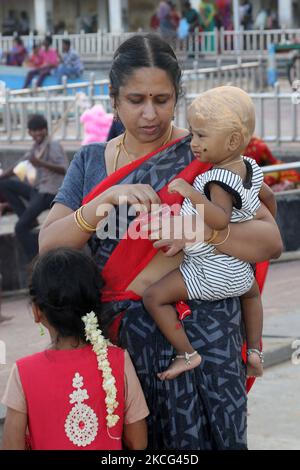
[157,351,202,380]
[247,351,264,378]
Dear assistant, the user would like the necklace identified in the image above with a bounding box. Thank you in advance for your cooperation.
[216,157,244,169]
[113,125,173,173]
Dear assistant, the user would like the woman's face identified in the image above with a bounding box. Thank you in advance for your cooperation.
[115,67,176,143]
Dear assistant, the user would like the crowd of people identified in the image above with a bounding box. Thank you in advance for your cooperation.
[0,33,283,450]
[2,35,84,88]
[151,0,278,39]
[2,10,30,36]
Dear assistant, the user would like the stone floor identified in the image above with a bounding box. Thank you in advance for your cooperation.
[0,259,299,448]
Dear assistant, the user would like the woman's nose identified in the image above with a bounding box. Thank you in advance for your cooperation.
[142,101,157,120]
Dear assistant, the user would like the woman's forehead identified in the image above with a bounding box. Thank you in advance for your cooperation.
[120,67,174,94]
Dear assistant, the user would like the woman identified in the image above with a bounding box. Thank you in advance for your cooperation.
[5,37,27,66]
[39,34,282,450]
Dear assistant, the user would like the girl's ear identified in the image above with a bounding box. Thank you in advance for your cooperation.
[227,131,242,152]
[32,303,42,324]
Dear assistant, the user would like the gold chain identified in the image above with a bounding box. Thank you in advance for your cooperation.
[113,125,173,173]
[216,157,244,169]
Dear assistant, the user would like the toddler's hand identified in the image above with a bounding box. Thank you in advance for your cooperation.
[168,178,193,198]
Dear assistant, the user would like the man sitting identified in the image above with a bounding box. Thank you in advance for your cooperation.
[55,39,84,84]
[23,36,59,88]
[0,114,68,262]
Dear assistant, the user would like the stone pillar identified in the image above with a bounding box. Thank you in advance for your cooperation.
[108,0,122,32]
[98,0,109,31]
[190,0,200,10]
[34,0,53,34]
[34,0,47,34]
[278,0,293,28]
[232,0,240,31]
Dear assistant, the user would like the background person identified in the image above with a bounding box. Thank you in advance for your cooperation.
[0,115,68,262]
[1,248,149,450]
[5,37,27,66]
[55,39,84,84]
[23,36,59,88]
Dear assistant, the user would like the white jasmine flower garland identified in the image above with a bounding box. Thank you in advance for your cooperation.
[82,312,120,429]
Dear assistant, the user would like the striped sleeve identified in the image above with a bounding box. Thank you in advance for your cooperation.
[195,168,244,209]
[243,156,264,192]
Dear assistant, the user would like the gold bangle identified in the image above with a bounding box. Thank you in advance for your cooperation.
[79,205,96,231]
[74,206,96,233]
[74,209,91,233]
[211,225,230,246]
[206,228,219,244]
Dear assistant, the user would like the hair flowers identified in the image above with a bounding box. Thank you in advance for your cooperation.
[82,312,120,429]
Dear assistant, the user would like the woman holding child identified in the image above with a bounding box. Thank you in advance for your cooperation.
[39,34,282,450]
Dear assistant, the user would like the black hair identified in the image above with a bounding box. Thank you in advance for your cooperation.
[27,114,48,131]
[14,36,24,46]
[44,35,53,46]
[62,39,71,47]
[29,248,104,344]
[109,33,182,103]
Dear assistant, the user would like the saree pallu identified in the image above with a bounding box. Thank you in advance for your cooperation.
[83,135,267,450]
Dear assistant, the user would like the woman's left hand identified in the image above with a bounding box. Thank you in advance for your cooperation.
[140,212,211,257]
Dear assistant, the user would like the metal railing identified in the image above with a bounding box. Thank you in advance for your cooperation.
[182,59,263,93]
[262,161,300,173]
[219,27,300,55]
[5,58,263,98]
[1,28,300,59]
[1,83,298,144]
[176,82,300,146]
[7,73,108,98]
[0,60,265,141]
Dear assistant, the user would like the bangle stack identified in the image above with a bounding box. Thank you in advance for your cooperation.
[74,206,96,234]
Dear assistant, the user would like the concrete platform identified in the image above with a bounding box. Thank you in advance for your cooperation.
[0,211,49,291]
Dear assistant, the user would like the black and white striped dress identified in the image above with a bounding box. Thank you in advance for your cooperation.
[179,156,264,300]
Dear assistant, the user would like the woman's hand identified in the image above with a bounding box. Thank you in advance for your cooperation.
[140,213,210,256]
[105,184,161,212]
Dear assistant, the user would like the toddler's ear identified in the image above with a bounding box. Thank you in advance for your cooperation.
[227,131,242,152]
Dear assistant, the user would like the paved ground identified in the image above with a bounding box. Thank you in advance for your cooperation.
[0,259,299,448]
[248,360,300,450]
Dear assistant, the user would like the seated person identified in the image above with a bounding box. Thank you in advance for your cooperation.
[24,42,43,68]
[55,39,84,84]
[0,114,68,263]
[6,37,27,66]
[23,36,59,88]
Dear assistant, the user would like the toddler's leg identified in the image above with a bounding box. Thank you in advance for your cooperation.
[241,280,264,378]
[143,269,201,380]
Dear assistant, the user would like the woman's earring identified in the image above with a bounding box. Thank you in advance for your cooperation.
[39,323,45,336]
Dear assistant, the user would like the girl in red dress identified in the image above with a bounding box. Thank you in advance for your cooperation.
[1,248,148,450]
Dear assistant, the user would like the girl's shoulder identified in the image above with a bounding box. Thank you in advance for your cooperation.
[16,350,47,367]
